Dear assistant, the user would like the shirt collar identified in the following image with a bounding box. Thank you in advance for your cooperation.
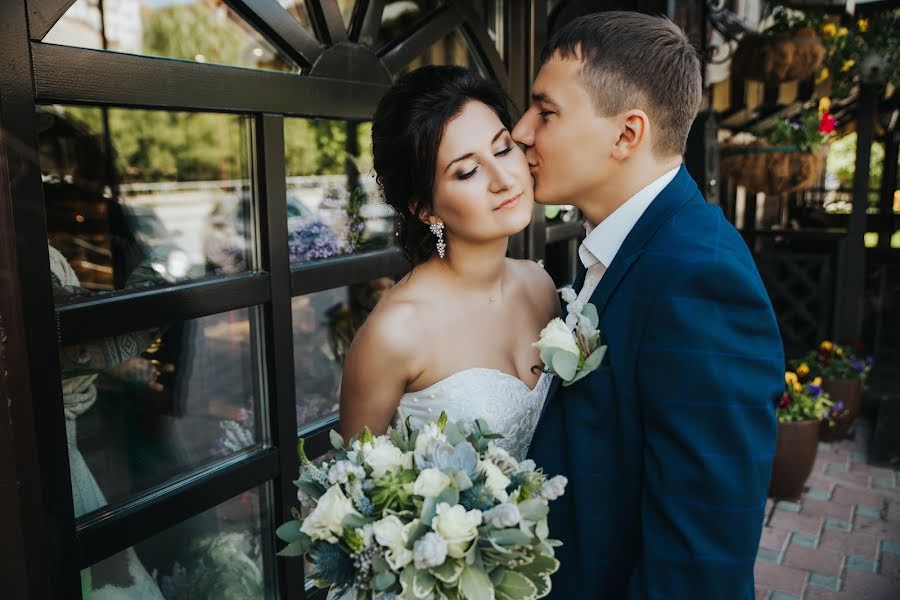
[579,165,680,269]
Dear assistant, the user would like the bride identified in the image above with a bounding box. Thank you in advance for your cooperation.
[339,65,559,460]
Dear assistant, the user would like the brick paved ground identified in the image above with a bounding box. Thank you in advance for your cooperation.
[755,420,900,599]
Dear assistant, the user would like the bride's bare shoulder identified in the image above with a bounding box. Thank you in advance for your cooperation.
[347,273,431,366]
[507,258,559,318]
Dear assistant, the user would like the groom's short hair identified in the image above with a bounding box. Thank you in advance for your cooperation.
[543,11,702,157]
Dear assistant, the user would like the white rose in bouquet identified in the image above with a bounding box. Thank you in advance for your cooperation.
[431,503,482,558]
[413,467,452,498]
[372,515,415,570]
[300,484,361,543]
[480,459,512,502]
[533,318,579,356]
[364,437,412,479]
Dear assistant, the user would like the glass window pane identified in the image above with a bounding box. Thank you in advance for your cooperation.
[483,0,505,60]
[400,29,483,76]
[38,105,254,295]
[280,0,313,31]
[293,277,396,428]
[376,1,441,49]
[45,0,299,73]
[62,308,262,517]
[82,487,272,599]
[284,119,395,265]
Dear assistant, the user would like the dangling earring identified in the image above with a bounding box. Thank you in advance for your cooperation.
[429,222,446,259]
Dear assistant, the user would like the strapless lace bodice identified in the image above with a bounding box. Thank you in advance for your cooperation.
[393,368,551,460]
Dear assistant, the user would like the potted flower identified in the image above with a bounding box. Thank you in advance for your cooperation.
[792,340,873,441]
[721,102,835,195]
[731,7,826,83]
[769,371,833,499]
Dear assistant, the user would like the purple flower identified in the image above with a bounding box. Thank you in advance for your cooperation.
[865,356,874,367]
[850,358,864,373]
[831,401,845,414]
[807,384,822,397]
[287,217,349,263]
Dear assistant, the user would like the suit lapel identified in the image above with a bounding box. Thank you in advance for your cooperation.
[588,165,699,316]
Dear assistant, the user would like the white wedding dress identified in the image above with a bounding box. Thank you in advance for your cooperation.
[393,368,552,460]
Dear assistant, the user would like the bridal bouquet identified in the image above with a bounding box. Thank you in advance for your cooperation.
[277,413,567,600]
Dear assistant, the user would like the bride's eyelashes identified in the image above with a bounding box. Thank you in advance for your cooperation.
[455,144,516,180]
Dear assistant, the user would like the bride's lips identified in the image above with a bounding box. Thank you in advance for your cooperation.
[494,192,523,211]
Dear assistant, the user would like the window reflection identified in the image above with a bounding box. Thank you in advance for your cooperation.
[284,119,395,264]
[401,29,483,75]
[46,0,298,73]
[38,105,254,293]
[62,306,261,519]
[82,488,270,599]
[293,277,396,428]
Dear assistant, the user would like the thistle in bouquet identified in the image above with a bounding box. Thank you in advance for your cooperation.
[277,413,568,600]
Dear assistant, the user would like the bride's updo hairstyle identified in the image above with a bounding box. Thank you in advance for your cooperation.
[372,65,514,266]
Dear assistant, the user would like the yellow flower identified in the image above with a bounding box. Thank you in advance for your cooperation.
[785,372,799,386]
[838,27,848,37]
[818,97,831,114]
[813,377,823,387]
[836,346,844,357]
[820,340,834,352]
[793,382,803,393]
[822,23,838,37]
[858,18,869,33]
[842,59,855,72]
[797,363,811,378]
[816,68,830,84]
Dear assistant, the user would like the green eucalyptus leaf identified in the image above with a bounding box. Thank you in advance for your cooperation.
[330,429,345,450]
[374,571,397,591]
[421,496,438,526]
[583,344,606,372]
[551,351,578,381]
[538,348,557,370]
[516,499,549,522]
[436,487,460,507]
[277,537,311,557]
[342,512,367,528]
[519,554,559,577]
[431,558,464,584]
[275,520,304,543]
[490,528,533,546]
[414,570,436,598]
[580,303,599,329]
[460,565,495,600]
[295,480,324,500]
[495,571,538,600]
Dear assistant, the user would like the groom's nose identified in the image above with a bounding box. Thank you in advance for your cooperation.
[511,111,535,148]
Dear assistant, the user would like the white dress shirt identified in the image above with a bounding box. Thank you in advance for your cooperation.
[575,166,680,304]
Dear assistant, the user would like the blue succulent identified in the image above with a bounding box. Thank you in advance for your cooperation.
[416,439,478,480]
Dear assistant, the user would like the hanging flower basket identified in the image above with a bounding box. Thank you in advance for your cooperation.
[731,27,826,83]
[720,142,827,195]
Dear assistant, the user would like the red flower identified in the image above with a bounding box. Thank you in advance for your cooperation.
[779,393,791,408]
[819,110,837,134]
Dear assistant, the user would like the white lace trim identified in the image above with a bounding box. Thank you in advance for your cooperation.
[394,368,551,460]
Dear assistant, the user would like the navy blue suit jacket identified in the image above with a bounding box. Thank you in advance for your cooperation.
[529,166,784,599]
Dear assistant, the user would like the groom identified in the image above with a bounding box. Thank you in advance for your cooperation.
[515,12,784,599]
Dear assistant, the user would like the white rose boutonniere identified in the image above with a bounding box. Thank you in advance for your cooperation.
[533,286,607,386]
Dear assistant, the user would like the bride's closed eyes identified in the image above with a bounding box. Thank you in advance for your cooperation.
[445,128,516,180]
[457,142,515,180]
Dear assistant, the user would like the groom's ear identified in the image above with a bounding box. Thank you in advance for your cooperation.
[611,109,650,161]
